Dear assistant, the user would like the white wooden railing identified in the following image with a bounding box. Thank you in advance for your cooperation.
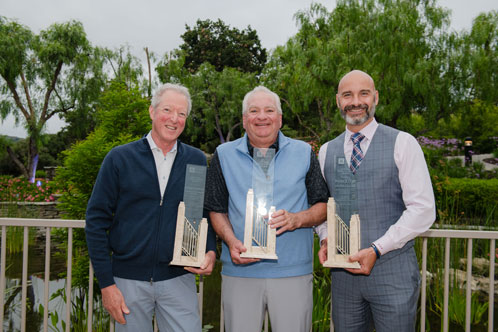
[329,229,498,332]
[1,218,497,332]
[418,229,497,332]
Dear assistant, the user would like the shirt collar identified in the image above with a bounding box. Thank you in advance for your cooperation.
[345,118,378,143]
[246,135,279,157]
[146,131,177,153]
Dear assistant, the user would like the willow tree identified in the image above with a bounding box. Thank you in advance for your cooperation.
[0,17,100,180]
[262,0,457,140]
[462,11,498,104]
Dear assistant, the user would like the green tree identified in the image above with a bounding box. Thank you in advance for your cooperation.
[157,18,265,151]
[57,81,150,218]
[262,0,456,140]
[0,17,104,181]
[159,57,257,152]
[180,19,267,74]
[57,45,148,146]
[458,11,498,105]
[423,11,498,151]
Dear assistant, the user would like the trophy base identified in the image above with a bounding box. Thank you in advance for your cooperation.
[170,256,204,268]
[241,247,278,260]
[323,257,360,269]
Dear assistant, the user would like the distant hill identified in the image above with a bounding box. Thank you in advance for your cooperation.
[0,135,23,142]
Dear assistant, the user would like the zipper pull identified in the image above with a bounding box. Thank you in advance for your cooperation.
[160,196,163,206]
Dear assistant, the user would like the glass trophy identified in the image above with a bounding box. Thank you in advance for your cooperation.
[323,197,361,268]
[240,148,278,260]
[170,164,208,267]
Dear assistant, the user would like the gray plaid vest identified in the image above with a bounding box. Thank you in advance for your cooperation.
[324,124,413,264]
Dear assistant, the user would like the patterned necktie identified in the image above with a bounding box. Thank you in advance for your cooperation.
[350,132,365,174]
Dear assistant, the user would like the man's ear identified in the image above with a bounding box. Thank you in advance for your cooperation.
[149,105,155,120]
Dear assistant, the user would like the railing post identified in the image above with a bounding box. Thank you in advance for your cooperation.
[43,227,51,332]
[420,237,428,332]
[66,228,73,332]
[443,237,450,332]
[488,239,495,332]
[0,225,6,332]
[88,263,94,332]
[21,226,29,332]
[465,239,473,332]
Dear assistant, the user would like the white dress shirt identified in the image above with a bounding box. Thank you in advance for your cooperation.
[146,132,177,199]
[316,118,436,255]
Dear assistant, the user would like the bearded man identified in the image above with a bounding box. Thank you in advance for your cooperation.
[316,70,435,332]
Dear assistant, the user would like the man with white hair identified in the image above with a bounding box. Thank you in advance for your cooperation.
[317,70,435,331]
[86,83,216,332]
[205,86,329,332]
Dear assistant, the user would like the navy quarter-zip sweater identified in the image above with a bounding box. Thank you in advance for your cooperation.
[85,137,216,288]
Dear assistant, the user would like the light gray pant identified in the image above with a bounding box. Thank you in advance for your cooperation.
[331,249,420,332]
[222,274,313,332]
[114,274,201,332]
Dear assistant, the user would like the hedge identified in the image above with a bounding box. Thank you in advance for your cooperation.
[433,176,498,226]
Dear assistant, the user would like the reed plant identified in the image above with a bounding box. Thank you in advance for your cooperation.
[42,286,110,332]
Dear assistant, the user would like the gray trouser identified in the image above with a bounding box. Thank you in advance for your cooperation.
[114,274,201,332]
[331,249,420,332]
[222,274,313,332]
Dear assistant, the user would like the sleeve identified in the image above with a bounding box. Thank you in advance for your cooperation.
[204,151,229,213]
[305,150,330,205]
[198,152,218,253]
[85,151,119,288]
[314,143,329,241]
[373,132,436,255]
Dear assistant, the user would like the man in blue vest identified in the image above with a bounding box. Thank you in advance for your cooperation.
[205,86,329,332]
[86,83,216,332]
[317,70,436,332]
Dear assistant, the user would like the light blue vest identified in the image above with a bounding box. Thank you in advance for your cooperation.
[324,124,413,264]
[217,132,313,278]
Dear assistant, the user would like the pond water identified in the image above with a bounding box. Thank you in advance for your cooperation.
[1,232,223,332]
[3,239,69,332]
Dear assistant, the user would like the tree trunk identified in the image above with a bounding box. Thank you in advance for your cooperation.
[6,146,29,179]
[145,47,152,99]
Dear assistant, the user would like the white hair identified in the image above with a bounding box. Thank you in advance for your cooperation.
[242,86,282,115]
[151,83,192,115]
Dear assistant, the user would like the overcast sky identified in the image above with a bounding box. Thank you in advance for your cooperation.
[1,0,497,138]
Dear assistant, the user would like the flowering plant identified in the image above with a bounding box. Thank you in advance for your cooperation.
[0,175,60,202]
[308,140,320,156]
[417,136,461,156]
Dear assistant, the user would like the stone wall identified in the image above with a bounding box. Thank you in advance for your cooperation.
[0,201,63,219]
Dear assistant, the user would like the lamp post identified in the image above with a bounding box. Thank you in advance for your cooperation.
[464,137,473,166]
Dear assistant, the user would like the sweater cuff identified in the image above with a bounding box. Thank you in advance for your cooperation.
[95,271,116,289]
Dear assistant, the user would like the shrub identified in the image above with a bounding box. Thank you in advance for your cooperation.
[433,176,498,226]
[56,82,150,219]
[35,170,47,179]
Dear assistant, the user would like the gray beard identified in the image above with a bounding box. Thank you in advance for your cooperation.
[341,104,376,126]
